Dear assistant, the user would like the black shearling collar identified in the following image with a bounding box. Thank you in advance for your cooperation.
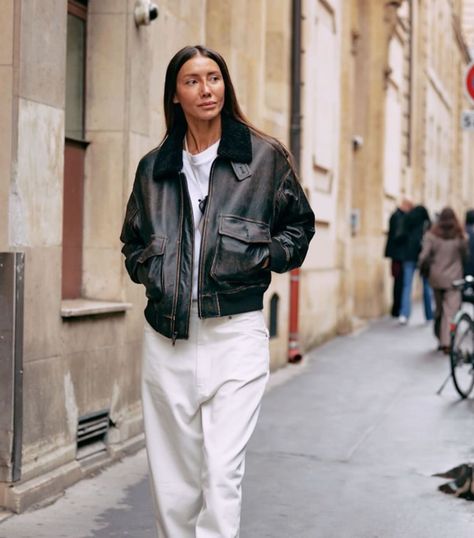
[153,113,252,180]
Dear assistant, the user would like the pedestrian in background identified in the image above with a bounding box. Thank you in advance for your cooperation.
[419,207,468,353]
[120,45,315,538]
[464,209,474,276]
[384,198,413,317]
[398,204,433,325]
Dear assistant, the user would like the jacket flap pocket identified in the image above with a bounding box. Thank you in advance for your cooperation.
[137,236,166,263]
[219,215,271,244]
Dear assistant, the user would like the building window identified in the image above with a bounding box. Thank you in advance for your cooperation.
[269,293,280,338]
[62,0,88,299]
[312,3,337,194]
[66,4,86,139]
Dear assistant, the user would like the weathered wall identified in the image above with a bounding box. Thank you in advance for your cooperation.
[298,0,346,348]
[0,0,15,250]
[350,0,395,319]
[8,0,68,484]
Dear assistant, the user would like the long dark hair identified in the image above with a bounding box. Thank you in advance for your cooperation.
[162,45,293,164]
[431,207,464,240]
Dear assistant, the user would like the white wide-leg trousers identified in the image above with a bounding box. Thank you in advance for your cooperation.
[141,305,270,538]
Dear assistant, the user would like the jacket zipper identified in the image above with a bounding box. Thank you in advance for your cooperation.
[181,173,194,339]
[197,159,218,318]
[170,175,185,345]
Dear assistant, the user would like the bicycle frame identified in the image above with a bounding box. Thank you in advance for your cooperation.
[445,276,474,398]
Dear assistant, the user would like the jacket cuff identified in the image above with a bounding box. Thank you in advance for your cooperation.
[269,239,288,273]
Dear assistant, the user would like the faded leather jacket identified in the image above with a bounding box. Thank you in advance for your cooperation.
[120,114,315,341]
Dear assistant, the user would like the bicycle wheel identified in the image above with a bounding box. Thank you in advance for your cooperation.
[450,313,474,398]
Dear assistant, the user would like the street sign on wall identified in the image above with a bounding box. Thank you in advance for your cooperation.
[465,62,474,103]
[461,110,474,130]
[461,110,474,131]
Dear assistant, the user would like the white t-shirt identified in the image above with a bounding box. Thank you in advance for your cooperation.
[182,139,220,300]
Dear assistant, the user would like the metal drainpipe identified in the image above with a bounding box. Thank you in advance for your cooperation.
[288,0,303,363]
[0,252,24,482]
[407,0,413,167]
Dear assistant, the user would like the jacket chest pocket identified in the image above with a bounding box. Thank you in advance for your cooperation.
[210,215,271,283]
[137,236,166,300]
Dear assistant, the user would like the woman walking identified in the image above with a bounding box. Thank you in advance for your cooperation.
[398,205,433,324]
[419,207,468,353]
[120,45,315,537]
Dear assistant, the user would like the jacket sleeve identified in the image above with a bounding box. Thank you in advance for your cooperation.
[418,232,433,268]
[269,169,315,273]
[120,190,145,284]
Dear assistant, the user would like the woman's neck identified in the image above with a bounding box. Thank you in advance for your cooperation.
[184,117,221,155]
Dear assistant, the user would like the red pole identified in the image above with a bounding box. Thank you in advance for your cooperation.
[288,268,302,363]
[288,0,303,363]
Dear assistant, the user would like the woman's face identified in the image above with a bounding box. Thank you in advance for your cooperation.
[173,54,225,124]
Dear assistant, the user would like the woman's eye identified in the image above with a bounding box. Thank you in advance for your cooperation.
[185,79,197,86]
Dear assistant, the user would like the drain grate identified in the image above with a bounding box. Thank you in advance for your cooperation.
[76,409,110,460]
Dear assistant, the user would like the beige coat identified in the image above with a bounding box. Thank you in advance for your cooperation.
[419,231,468,290]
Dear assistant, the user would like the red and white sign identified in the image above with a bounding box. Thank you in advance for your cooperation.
[465,62,474,103]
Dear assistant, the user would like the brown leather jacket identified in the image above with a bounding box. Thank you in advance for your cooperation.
[120,115,315,341]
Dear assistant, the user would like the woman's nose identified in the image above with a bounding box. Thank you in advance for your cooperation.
[201,82,211,96]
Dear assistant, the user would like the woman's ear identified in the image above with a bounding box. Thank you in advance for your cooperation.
[173,94,179,104]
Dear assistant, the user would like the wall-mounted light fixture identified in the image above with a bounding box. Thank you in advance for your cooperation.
[134,0,159,26]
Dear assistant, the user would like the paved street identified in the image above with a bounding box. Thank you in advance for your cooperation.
[1,305,474,538]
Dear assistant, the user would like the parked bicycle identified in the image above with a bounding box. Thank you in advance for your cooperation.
[449,275,474,398]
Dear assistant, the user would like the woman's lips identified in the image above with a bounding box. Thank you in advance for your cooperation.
[199,101,216,108]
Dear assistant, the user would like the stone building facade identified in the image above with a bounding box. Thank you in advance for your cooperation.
[327,0,474,329]
[463,0,474,55]
[1,0,473,512]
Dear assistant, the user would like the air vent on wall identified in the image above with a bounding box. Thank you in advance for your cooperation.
[76,409,110,460]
